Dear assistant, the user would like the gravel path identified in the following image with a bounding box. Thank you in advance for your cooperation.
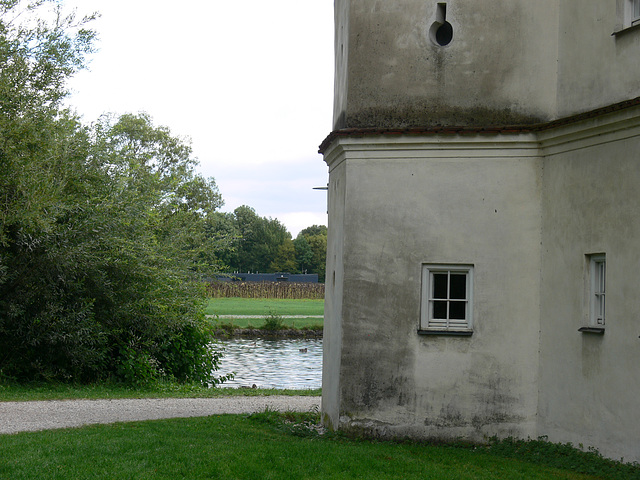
[0,396,320,434]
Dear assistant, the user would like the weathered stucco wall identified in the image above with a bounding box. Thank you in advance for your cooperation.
[333,0,350,131]
[556,0,640,117]
[323,135,543,441]
[334,0,559,128]
[538,108,640,462]
[333,0,640,129]
[321,149,347,430]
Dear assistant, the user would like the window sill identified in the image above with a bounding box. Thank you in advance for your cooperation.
[578,327,605,335]
[612,22,640,36]
[418,329,473,337]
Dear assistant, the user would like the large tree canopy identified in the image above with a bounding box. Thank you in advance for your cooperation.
[0,1,228,384]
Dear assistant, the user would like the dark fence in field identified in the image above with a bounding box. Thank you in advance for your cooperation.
[208,281,325,299]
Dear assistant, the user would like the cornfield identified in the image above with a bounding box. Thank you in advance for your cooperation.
[208,281,325,299]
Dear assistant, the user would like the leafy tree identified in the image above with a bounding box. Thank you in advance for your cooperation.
[203,211,241,272]
[299,225,327,237]
[293,235,313,273]
[295,225,327,281]
[230,206,290,273]
[0,2,228,385]
[306,233,327,282]
[269,237,297,273]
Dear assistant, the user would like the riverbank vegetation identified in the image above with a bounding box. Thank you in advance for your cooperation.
[213,317,323,330]
[206,297,324,336]
[2,411,637,479]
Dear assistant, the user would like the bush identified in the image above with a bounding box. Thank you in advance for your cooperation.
[263,310,285,330]
[0,4,230,387]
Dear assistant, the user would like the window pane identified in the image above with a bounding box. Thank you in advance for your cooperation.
[635,0,640,18]
[597,294,605,325]
[589,255,605,327]
[432,273,448,299]
[449,301,466,320]
[433,301,447,319]
[449,274,466,299]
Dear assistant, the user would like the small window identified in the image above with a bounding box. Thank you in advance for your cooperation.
[614,0,640,33]
[589,254,606,327]
[420,264,473,334]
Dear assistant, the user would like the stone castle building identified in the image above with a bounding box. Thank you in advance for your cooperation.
[320,0,640,462]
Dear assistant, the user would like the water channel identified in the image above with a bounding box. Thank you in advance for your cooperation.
[215,338,323,390]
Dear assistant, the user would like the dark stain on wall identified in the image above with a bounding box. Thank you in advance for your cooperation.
[339,278,418,414]
[342,103,549,129]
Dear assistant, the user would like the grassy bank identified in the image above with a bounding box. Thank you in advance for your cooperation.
[2,411,635,479]
[0,382,320,402]
[211,316,323,330]
[205,297,324,317]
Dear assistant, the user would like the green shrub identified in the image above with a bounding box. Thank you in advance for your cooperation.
[263,310,284,330]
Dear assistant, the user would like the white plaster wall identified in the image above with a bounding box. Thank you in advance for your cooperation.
[333,0,350,130]
[321,148,347,430]
[538,109,640,462]
[323,135,543,441]
[337,0,559,127]
[556,0,640,117]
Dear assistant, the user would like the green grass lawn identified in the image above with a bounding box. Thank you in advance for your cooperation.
[1,411,629,480]
[205,297,324,317]
[0,382,320,402]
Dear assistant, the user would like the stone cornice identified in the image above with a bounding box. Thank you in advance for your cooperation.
[318,97,640,155]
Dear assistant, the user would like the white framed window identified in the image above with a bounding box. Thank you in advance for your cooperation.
[589,254,606,327]
[420,264,473,334]
[615,0,640,32]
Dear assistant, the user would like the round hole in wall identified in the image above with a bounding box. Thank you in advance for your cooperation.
[432,21,453,46]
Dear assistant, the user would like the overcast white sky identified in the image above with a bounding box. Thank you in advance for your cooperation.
[63,0,333,237]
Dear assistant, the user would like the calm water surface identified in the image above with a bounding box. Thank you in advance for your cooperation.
[215,338,322,389]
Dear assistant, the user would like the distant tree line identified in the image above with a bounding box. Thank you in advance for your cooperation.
[207,209,327,282]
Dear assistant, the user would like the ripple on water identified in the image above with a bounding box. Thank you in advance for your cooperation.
[214,338,323,390]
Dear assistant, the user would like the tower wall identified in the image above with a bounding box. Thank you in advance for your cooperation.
[556,0,640,116]
[334,0,560,129]
[322,134,543,441]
